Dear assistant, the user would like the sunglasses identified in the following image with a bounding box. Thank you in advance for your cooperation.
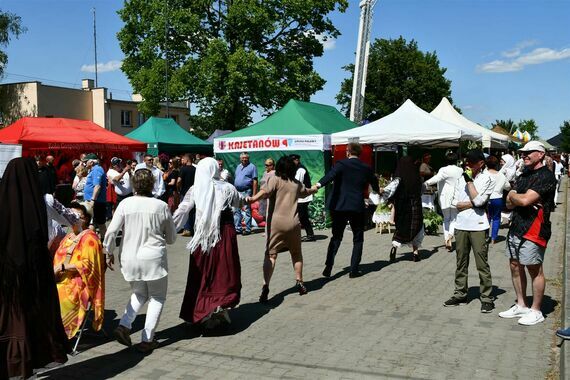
[265,163,273,167]
[521,150,539,156]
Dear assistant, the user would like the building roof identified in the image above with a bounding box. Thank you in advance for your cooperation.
[547,133,562,147]
[221,99,357,138]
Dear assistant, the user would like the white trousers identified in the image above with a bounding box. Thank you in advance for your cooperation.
[441,208,458,241]
[120,276,168,342]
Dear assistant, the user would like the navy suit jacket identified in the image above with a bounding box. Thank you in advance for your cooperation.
[318,158,379,213]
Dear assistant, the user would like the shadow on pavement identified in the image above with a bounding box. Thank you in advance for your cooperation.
[466,285,506,303]
[377,245,442,265]
[70,310,148,354]
[40,346,146,380]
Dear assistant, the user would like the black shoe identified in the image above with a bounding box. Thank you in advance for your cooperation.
[413,253,420,262]
[296,280,308,295]
[301,235,316,242]
[481,302,494,313]
[322,265,332,278]
[389,247,396,262]
[443,296,467,307]
[259,285,269,303]
[349,271,362,278]
[243,231,251,236]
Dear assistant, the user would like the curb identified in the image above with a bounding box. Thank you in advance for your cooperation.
[562,176,569,378]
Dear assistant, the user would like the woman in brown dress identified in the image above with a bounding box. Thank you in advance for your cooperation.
[0,158,70,379]
[246,156,317,303]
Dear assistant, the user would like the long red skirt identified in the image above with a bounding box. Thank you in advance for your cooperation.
[179,222,241,324]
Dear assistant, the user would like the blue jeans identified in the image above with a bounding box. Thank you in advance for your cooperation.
[488,198,504,241]
[184,208,195,234]
[234,189,252,233]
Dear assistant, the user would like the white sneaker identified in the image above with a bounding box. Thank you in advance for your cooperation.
[518,309,545,326]
[498,304,530,319]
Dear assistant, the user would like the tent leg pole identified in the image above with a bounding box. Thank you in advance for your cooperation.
[374,148,377,173]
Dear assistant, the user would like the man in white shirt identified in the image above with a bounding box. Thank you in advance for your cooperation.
[444,150,496,313]
[107,157,133,206]
[291,154,315,242]
[217,158,232,183]
[135,154,165,199]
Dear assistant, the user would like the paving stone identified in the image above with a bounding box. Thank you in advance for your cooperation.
[36,181,566,379]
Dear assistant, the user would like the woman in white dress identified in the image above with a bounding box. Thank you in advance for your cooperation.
[424,150,463,251]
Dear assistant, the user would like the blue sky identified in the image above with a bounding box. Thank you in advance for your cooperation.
[2,0,569,139]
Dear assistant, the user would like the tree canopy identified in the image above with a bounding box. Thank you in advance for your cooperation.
[559,120,570,152]
[336,36,453,122]
[0,10,25,80]
[117,0,348,134]
[494,118,539,139]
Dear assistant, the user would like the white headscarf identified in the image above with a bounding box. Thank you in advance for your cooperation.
[188,157,238,254]
[499,154,516,182]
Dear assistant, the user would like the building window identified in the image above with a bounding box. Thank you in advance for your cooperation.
[121,110,132,127]
[170,114,178,123]
[138,112,146,126]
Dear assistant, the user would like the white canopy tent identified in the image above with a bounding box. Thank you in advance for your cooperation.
[430,98,508,148]
[331,99,482,147]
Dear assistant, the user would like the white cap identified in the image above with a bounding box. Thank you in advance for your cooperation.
[519,140,545,153]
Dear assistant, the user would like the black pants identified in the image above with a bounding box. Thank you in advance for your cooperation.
[297,202,314,237]
[325,210,365,273]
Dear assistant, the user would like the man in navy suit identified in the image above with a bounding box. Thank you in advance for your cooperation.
[314,142,380,278]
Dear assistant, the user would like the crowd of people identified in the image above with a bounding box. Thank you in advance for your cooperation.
[0,140,564,378]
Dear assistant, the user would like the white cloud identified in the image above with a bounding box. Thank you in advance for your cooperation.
[81,60,122,73]
[477,45,570,73]
[315,34,336,51]
[501,39,538,58]
[517,47,570,65]
[477,60,523,73]
[304,30,336,51]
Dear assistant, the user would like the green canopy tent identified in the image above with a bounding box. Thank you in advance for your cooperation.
[214,99,357,229]
[126,117,212,156]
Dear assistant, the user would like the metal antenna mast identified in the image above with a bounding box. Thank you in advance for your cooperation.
[349,0,377,124]
[92,8,98,87]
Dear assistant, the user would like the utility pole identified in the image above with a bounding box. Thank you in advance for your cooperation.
[164,0,170,117]
[92,8,98,87]
[349,0,377,124]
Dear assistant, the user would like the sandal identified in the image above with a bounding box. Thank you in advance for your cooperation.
[296,280,308,296]
[259,284,270,303]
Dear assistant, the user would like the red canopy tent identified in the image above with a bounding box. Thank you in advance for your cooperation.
[0,117,146,154]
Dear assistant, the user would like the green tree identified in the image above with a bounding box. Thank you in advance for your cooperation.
[517,119,539,139]
[559,120,570,152]
[0,10,26,126]
[493,119,516,134]
[117,0,348,133]
[336,36,453,121]
[0,10,25,80]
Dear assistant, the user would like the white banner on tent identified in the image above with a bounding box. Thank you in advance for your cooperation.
[214,135,330,153]
[0,144,22,178]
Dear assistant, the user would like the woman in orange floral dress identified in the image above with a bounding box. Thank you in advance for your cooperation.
[53,202,105,339]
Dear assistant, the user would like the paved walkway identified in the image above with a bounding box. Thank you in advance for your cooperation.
[41,186,565,379]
